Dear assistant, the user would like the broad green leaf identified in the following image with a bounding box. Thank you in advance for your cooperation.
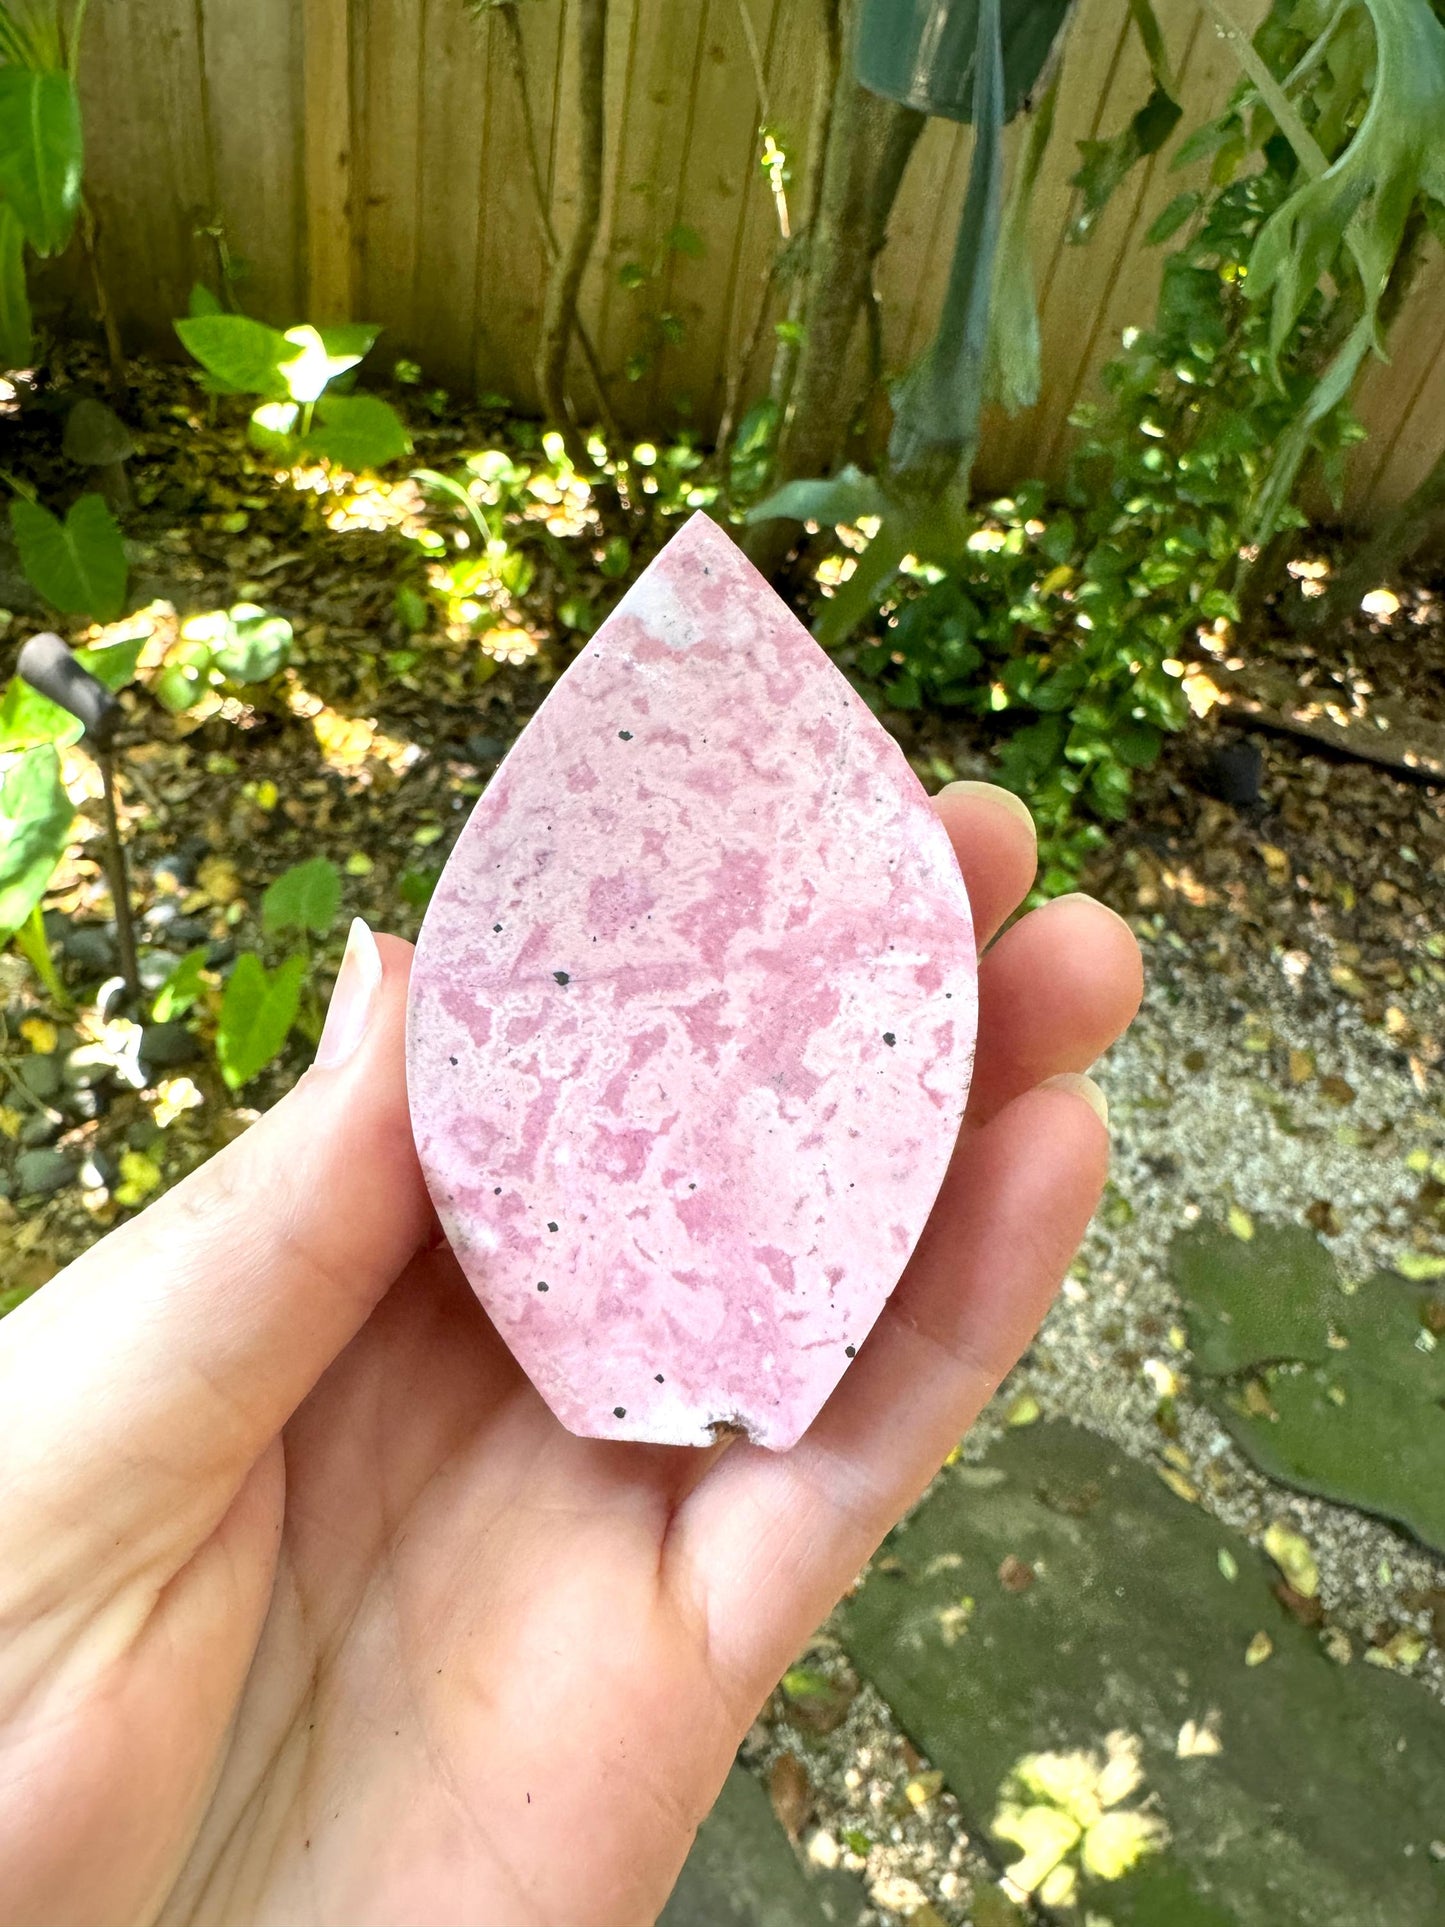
[280,323,362,404]
[0,628,146,752]
[986,72,1058,414]
[855,0,1072,124]
[304,392,410,470]
[209,604,292,683]
[0,67,82,256]
[745,464,888,528]
[318,322,383,362]
[261,856,341,938]
[888,0,1005,478]
[216,951,307,1090]
[1144,190,1199,244]
[187,282,224,318]
[174,313,292,398]
[152,946,210,1023]
[1068,0,1180,242]
[0,745,73,933]
[11,492,127,619]
[1242,0,1445,364]
[0,201,31,368]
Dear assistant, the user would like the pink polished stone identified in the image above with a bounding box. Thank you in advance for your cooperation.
[406,511,976,1450]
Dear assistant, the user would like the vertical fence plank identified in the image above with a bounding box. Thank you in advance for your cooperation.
[588,0,705,406]
[1346,244,1445,521]
[473,0,566,408]
[80,0,213,344]
[410,0,491,385]
[714,0,821,439]
[647,0,772,432]
[980,0,1133,486]
[199,0,304,322]
[304,0,357,325]
[354,0,427,349]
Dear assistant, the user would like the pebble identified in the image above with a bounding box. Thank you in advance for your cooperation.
[57,923,118,973]
[15,1055,61,1101]
[14,1148,77,1196]
[139,1022,201,1069]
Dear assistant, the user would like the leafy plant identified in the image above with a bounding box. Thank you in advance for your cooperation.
[215,951,309,1092]
[149,604,293,713]
[174,300,410,472]
[8,490,126,619]
[747,0,1445,886]
[211,855,344,1090]
[0,0,88,367]
[261,855,341,939]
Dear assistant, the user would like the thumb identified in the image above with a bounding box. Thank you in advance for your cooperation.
[0,922,431,1568]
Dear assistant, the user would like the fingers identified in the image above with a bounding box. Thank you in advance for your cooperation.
[674,1081,1109,1691]
[930,782,1037,948]
[0,928,431,1584]
[967,893,1143,1122]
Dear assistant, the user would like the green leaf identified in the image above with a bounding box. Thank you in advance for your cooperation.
[318,322,383,362]
[888,0,1006,478]
[175,313,292,398]
[279,323,362,404]
[152,946,210,1023]
[0,201,32,368]
[261,856,341,938]
[187,282,224,317]
[1241,0,1445,365]
[216,951,307,1090]
[1068,0,1180,242]
[986,72,1058,415]
[210,604,292,683]
[10,493,127,619]
[745,464,888,528]
[0,745,73,933]
[0,67,82,256]
[304,392,410,470]
[1145,190,1199,244]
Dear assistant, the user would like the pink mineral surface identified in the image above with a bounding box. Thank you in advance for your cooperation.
[406,512,976,1449]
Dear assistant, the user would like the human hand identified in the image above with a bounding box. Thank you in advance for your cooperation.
[0,784,1141,1927]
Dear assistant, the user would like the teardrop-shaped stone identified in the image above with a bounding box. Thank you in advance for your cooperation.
[407,512,975,1450]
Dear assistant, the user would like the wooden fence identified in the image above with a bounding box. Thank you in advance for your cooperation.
[70,0,1445,522]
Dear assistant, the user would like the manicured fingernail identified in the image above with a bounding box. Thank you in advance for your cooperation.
[315,918,382,1070]
[939,780,1036,837]
[1040,1071,1109,1129]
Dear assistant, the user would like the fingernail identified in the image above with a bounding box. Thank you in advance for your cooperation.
[939,780,1036,837]
[315,918,383,1071]
[1040,1071,1109,1129]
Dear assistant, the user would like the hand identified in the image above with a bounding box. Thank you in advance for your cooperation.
[0,785,1140,1927]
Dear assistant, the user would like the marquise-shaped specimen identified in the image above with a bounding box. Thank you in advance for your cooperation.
[406,512,976,1450]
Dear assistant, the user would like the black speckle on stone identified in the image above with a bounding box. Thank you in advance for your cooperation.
[554,970,570,985]
[449,1054,458,1066]
[655,1373,665,1383]
[945,992,953,999]
[688,1182,697,1190]
[883,1032,896,1047]
[619,730,633,741]
[537,1281,549,1292]
[494,1186,502,1195]
[547,1220,558,1232]
[494,923,503,932]
[614,1405,627,1418]
[845,1345,856,1358]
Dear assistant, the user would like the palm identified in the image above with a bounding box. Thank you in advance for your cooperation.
[167,1248,734,1927]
